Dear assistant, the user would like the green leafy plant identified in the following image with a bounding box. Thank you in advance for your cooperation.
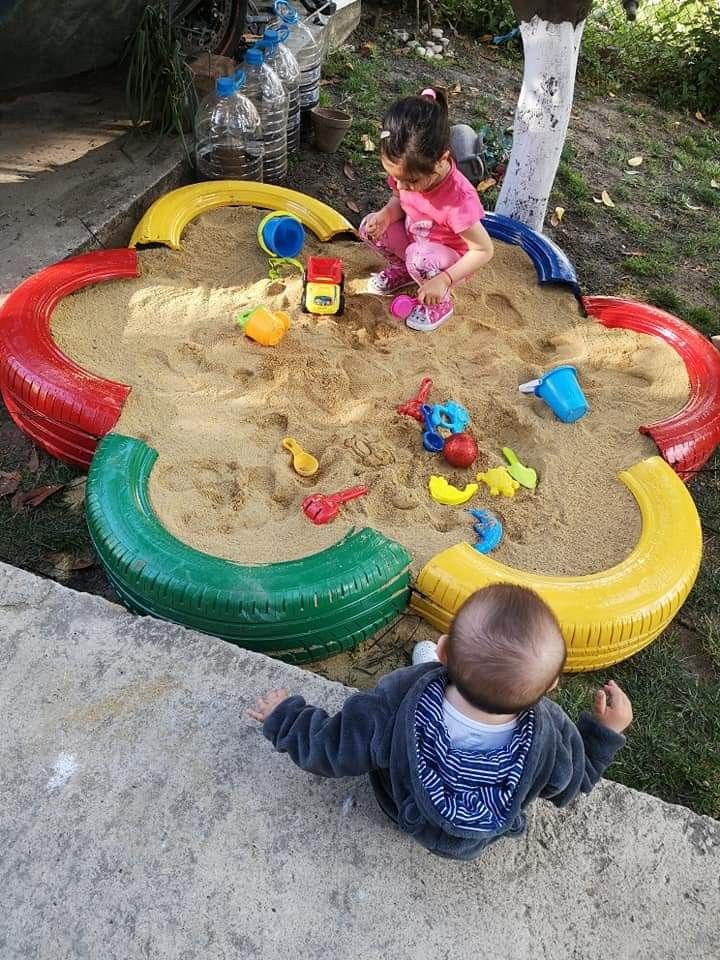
[399,0,515,37]
[125,1,197,149]
[582,0,720,115]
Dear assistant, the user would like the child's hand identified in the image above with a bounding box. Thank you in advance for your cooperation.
[364,209,391,241]
[418,273,451,306]
[592,680,633,733]
[246,689,289,722]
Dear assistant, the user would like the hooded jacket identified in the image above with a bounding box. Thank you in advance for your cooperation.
[262,663,626,861]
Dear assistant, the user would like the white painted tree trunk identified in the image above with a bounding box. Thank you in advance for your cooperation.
[495,16,585,233]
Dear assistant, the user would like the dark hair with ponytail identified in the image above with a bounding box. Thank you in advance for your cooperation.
[379,87,450,176]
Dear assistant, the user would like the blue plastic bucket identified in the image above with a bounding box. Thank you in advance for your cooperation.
[258,213,305,258]
[535,365,589,423]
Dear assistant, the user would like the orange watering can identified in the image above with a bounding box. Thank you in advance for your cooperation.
[235,305,290,346]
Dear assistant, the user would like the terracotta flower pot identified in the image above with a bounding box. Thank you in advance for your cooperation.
[311,107,352,153]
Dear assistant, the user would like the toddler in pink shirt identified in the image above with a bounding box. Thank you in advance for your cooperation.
[360,87,494,331]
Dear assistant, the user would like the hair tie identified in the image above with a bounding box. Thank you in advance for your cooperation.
[420,88,437,100]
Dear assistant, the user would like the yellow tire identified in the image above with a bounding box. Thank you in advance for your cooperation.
[410,456,702,672]
[129,181,355,250]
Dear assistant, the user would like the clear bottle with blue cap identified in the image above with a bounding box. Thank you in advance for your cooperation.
[273,1,320,116]
[194,73,264,181]
[240,47,288,184]
[261,26,301,156]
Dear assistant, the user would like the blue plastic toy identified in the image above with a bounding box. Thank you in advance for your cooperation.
[519,365,589,424]
[420,403,444,452]
[467,508,504,554]
[430,400,470,435]
[258,211,306,259]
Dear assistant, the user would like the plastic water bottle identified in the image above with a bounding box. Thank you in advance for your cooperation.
[273,1,320,116]
[262,27,301,156]
[194,75,264,182]
[242,47,288,184]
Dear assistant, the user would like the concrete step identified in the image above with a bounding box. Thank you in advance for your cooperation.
[0,75,187,299]
[0,560,717,959]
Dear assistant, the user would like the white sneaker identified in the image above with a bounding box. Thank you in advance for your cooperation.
[405,299,454,332]
[412,640,440,665]
[366,265,413,295]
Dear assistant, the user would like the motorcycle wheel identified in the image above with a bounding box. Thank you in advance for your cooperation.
[173,0,248,56]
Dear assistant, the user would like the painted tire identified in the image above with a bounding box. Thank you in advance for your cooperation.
[0,387,99,469]
[484,211,581,297]
[584,296,720,479]
[86,433,413,663]
[130,181,355,250]
[0,249,135,467]
[410,457,702,672]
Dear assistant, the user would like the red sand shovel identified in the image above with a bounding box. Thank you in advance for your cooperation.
[302,485,369,525]
[397,377,433,422]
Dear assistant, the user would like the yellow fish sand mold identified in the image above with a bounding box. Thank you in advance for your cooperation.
[428,475,478,506]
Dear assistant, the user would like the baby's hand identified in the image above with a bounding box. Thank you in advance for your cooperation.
[364,209,390,241]
[246,689,289,722]
[592,680,633,733]
[418,274,451,306]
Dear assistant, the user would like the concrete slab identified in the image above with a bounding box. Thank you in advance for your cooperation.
[0,75,187,297]
[0,560,718,960]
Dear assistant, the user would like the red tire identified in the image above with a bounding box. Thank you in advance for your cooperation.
[0,249,136,467]
[583,296,720,479]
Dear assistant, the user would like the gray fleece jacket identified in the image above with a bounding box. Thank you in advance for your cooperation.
[262,663,626,861]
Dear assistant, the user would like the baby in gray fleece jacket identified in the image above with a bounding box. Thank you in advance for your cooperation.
[248,584,632,860]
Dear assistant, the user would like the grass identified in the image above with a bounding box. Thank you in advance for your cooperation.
[0,453,89,575]
[555,162,595,220]
[556,627,720,815]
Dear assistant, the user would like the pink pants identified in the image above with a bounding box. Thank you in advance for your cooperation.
[359,217,460,300]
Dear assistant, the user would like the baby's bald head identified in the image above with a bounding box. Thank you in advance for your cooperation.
[445,584,566,714]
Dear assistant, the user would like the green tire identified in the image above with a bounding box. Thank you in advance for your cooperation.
[86,433,413,663]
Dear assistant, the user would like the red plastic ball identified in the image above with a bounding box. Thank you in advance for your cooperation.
[443,433,478,469]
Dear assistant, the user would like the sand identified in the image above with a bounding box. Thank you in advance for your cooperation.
[51,207,689,585]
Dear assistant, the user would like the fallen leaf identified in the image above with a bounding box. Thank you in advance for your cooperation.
[624,250,646,257]
[346,199,361,213]
[627,156,643,167]
[684,198,702,210]
[451,83,462,95]
[600,190,615,208]
[672,158,683,172]
[343,163,356,181]
[27,447,40,472]
[695,111,706,123]
[593,196,603,204]
[62,476,87,513]
[711,179,720,190]
[44,550,96,581]
[476,177,497,194]
[550,206,565,227]
[0,471,22,497]
[319,78,335,87]
[361,134,375,153]
[10,483,64,509]
[608,91,616,98]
